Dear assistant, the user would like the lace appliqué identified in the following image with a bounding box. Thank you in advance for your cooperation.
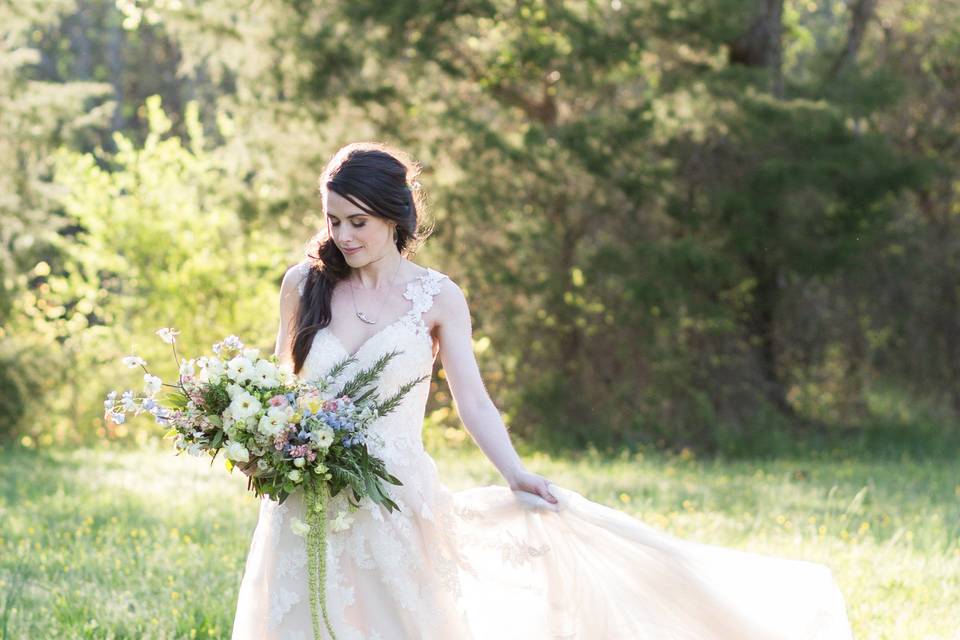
[268,585,301,629]
[500,531,552,567]
[398,268,446,337]
[267,500,289,538]
[275,547,306,578]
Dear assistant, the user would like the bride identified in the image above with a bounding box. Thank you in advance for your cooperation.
[231,142,854,639]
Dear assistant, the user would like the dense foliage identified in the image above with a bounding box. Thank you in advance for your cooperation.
[3,0,959,456]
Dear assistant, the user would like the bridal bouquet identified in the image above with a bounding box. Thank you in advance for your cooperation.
[104,328,428,640]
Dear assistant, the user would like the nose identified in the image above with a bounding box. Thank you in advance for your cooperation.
[332,225,354,246]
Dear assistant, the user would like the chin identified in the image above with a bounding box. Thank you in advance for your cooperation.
[344,253,370,266]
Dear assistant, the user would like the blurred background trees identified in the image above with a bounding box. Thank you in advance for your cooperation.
[3,0,958,457]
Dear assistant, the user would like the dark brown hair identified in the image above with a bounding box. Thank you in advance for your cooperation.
[290,142,432,375]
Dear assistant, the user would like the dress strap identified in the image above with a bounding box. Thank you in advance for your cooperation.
[402,268,447,327]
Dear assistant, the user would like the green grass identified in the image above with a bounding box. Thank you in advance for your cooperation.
[0,435,957,639]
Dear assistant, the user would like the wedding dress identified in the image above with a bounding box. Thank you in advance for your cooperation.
[231,267,854,640]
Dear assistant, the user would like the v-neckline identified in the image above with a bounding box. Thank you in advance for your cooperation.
[321,317,410,361]
[322,268,433,360]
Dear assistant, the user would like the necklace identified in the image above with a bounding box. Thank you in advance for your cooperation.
[347,258,403,325]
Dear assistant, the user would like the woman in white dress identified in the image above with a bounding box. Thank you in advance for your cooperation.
[231,141,854,639]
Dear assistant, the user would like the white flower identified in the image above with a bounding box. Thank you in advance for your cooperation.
[330,510,354,532]
[289,516,310,537]
[226,356,255,384]
[242,347,260,361]
[198,356,225,383]
[293,457,306,468]
[257,410,286,438]
[225,383,245,400]
[229,391,262,420]
[287,469,302,483]
[179,359,195,377]
[309,425,335,450]
[225,440,250,463]
[156,327,180,344]
[252,360,279,388]
[223,423,239,440]
[186,442,204,457]
[122,355,147,368]
[143,374,162,397]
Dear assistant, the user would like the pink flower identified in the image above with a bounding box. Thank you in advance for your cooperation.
[274,429,291,450]
[268,394,289,407]
[289,444,310,458]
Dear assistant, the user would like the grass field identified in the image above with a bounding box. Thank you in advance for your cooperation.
[0,435,957,639]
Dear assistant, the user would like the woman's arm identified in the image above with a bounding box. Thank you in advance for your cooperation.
[435,278,558,504]
[239,262,304,478]
[274,262,308,368]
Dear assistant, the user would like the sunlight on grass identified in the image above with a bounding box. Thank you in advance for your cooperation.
[0,439,957,638]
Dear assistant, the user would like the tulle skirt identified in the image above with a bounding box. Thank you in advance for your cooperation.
[232,481,854,640]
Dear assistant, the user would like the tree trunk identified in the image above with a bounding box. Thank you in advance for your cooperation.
[828,0,877,79]
[744,245,796,418]
[68,1,93,79]
[728,0,785,97]
[108,12,125,135]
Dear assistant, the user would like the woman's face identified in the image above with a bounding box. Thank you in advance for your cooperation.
[324,190,396,265]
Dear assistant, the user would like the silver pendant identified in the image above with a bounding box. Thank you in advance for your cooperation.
[356,311,377,325]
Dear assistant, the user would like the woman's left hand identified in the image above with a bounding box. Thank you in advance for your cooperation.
[507,468,559,504]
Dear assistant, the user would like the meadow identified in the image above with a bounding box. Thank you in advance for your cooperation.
[1,431,957,639]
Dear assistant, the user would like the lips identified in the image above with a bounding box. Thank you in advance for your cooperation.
[342,247,362,254]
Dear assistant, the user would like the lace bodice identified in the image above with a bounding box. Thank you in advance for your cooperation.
[295,265,447,471]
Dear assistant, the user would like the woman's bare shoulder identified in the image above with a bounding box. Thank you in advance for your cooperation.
[281,261,312,296]
[431,272,469,323]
